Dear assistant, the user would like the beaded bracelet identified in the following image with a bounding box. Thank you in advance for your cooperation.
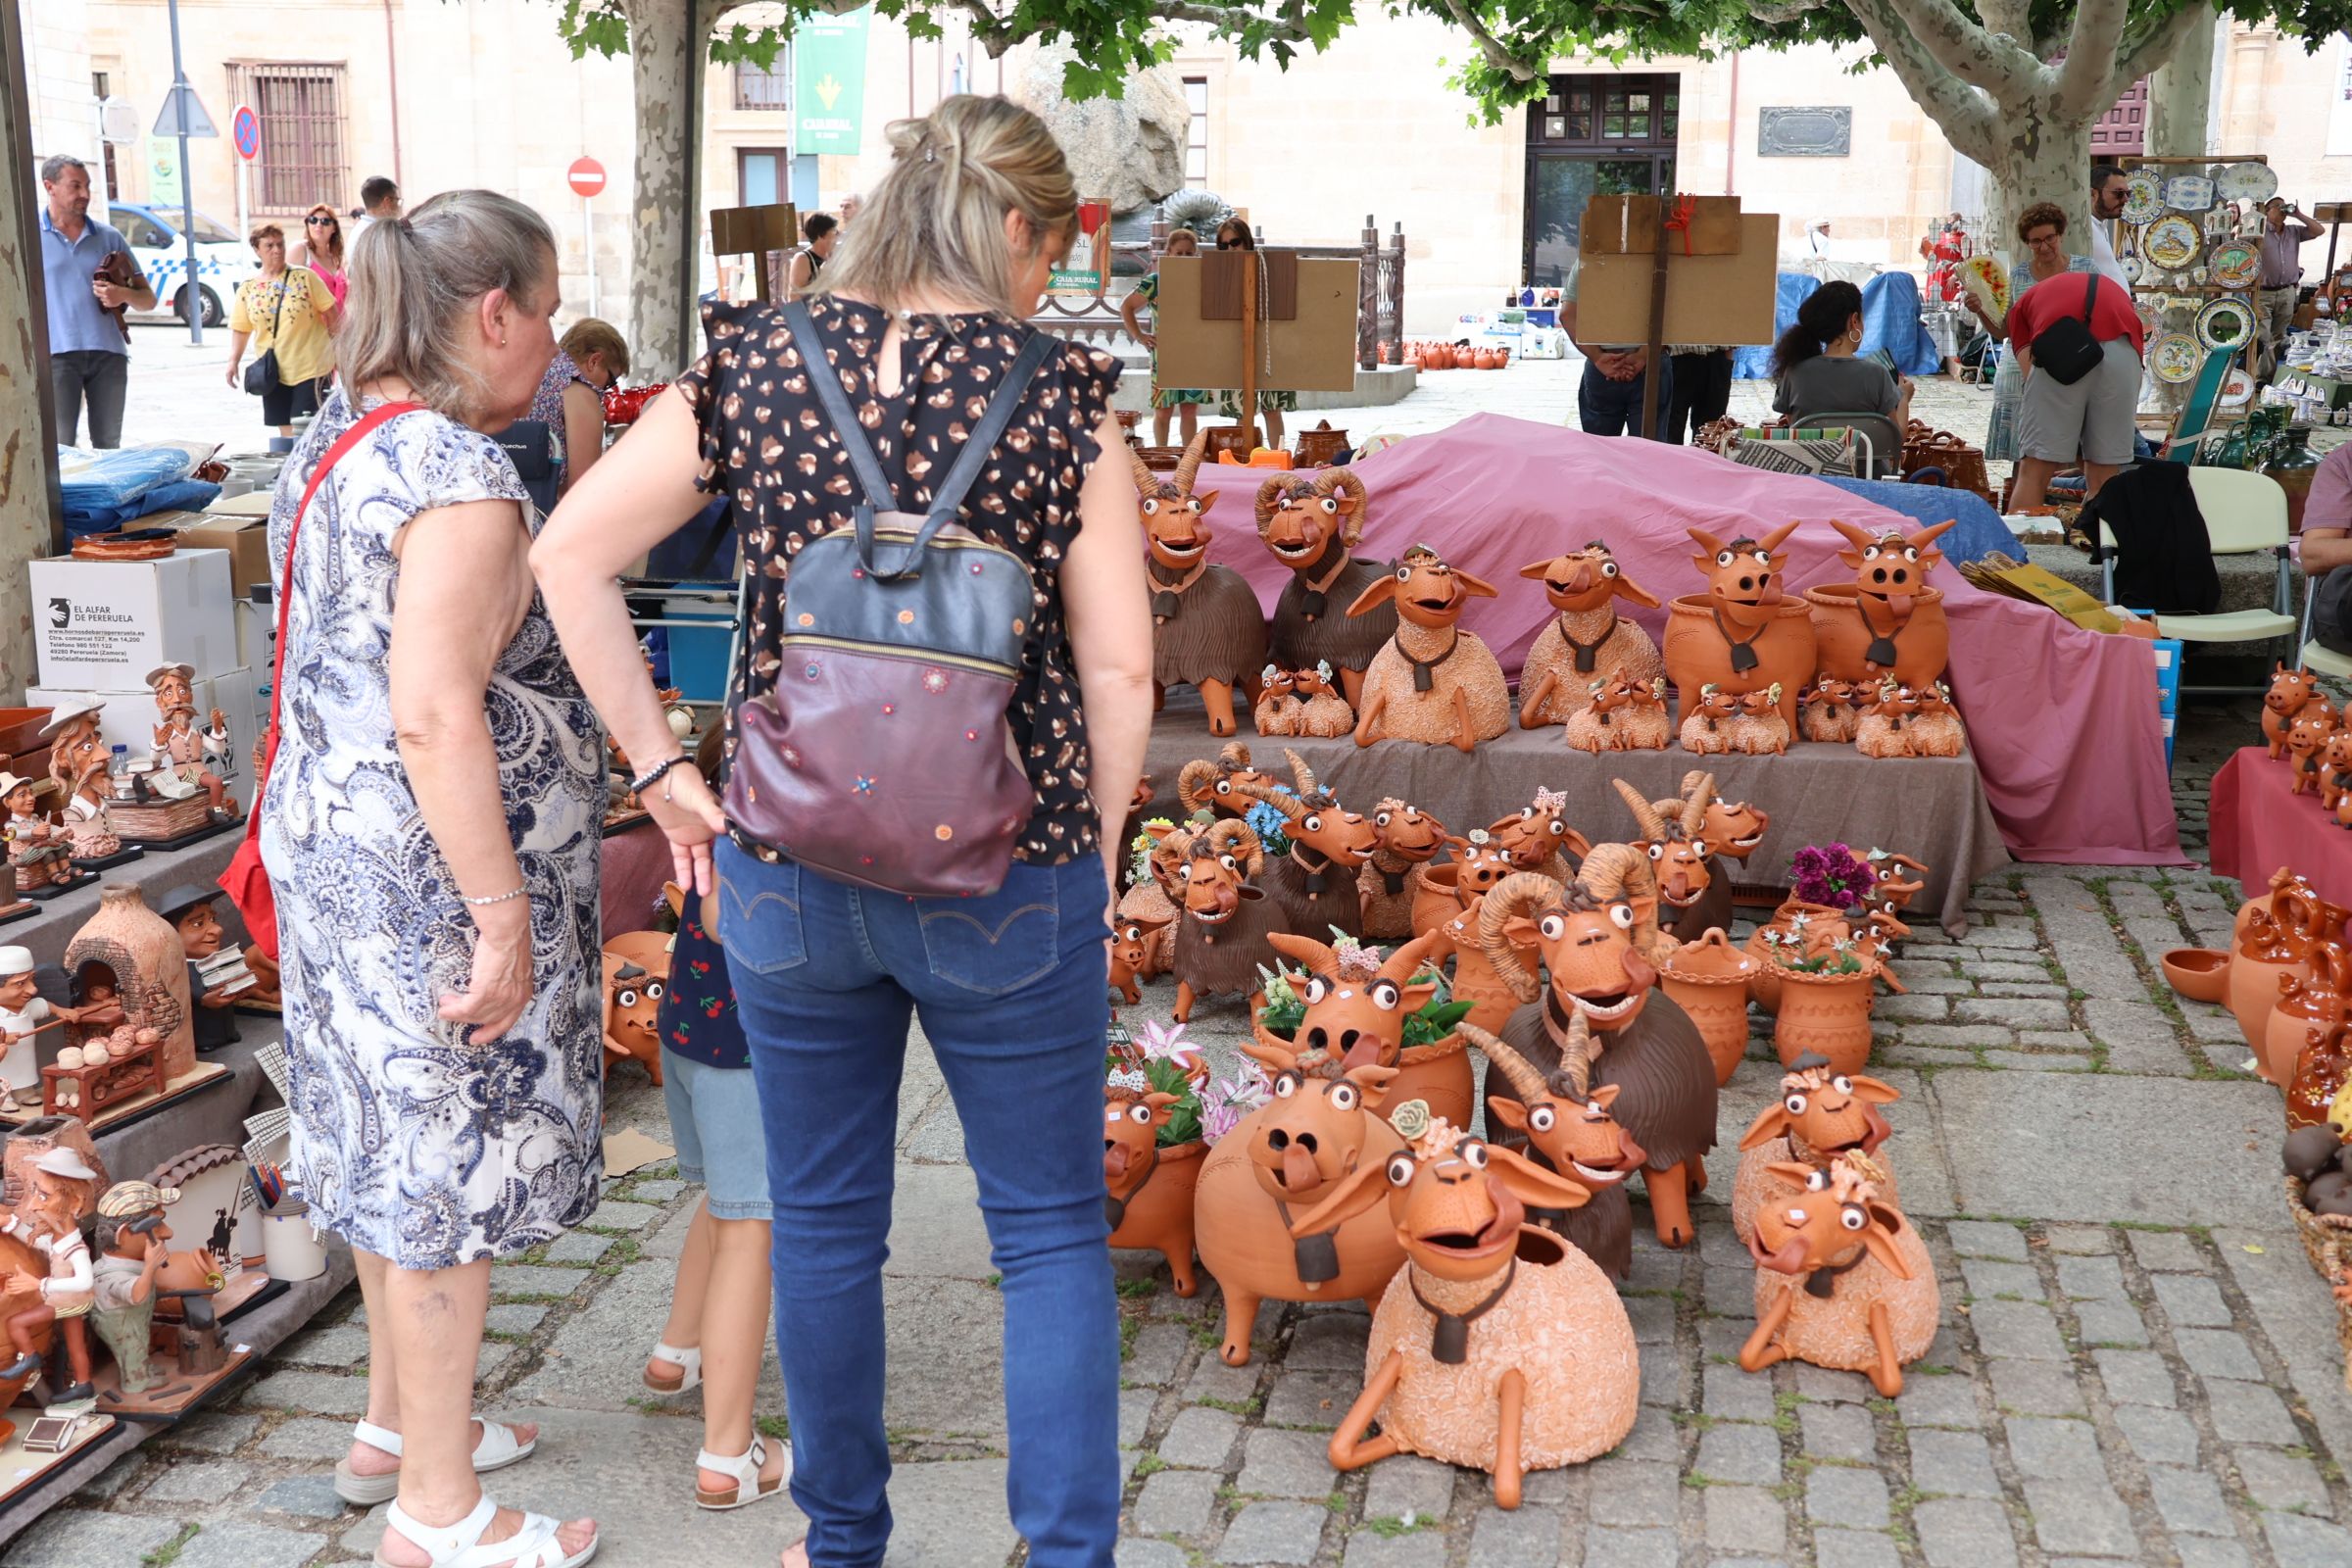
[463,887,528,907]
[628,754,688,797]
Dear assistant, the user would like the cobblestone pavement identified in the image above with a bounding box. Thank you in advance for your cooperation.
[11,727,2350,1568]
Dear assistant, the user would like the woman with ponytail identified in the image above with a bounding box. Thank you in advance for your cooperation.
[1770,278,1912,449]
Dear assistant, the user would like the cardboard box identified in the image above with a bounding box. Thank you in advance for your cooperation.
[27,665,260,789]
[1580,195,1743,257]
[174,514,272,594]
[1571,213,1781,348]
[1152,255,1363,394]
[232,595,272,674]
[28,550,237,691]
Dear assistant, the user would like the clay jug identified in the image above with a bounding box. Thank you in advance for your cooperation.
[1105,1138,1207,1292]
[2230,906,2313,1060]
[1744,900,1853,1016]
[2289,1021,2352,1131]
[1389,1035,1475,1133]
[1662,595,1816,729]
[1772,963,1879,1077]
[1659,928,1759,1086]
[63,884,196,1085]
[2267,943,2352,1087]
[1295,420,1349,467]
[1804,582,1950,689]
[2264,424,2323,533]
[2236,867,2320,947]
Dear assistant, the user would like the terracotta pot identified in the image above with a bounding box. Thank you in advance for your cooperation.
[2267,943,2352,1087]
[1294,421,1349,467]
[2230,907,2313,1064]
[2160,948,2232,1004]
[63,883,195,1084]
[2234,868,2339,947]
[1105,1138,1207,1291]
[1659,928,1759,1086]
[1662,595,1816,729]
[1772,965,1879,1077]
[156,1248,225,1295]
[2289,1021,2352,1131]
[1494,348,1510,367]
[1389,1035,1474,1133]
[1804,583,1950,688]
[1743,900,1854,1015]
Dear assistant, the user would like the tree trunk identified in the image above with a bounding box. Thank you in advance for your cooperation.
[0,8,59,702]
[625,0,700,377]
[2146,9,2217,159]
[1983,91,2095,265]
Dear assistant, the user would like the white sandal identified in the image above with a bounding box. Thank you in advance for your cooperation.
[371,1494,596,1568]
[643,1341,702,1396]
[693,1435,791,1511]
[336,1417,539,1505]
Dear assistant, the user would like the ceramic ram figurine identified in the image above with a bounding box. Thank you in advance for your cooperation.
[1906,681,1967,758]
[1464,1023,1646,1281]
[1176,742,1277,820]
[1730,685,1791,755]
[1257,468,1391,706]
[1231,750,1378,939]
[1348,547,1510,751]
[1679,684,1742,755]
[1480,847,1718,1248]
[1698,788,1771,865]
[1515,543,1665,727]
[1136,439,1268,736]
[1487,788,1588,884]
[2267,664,2329,760]
[1168,820,1287,1022]
[1740,1156,1936,1396]
[1563,677,1642,754]
[1731,1054,1900,1245]
[1615,775,1729,943]
[1807,519,1955,688]
[1251,668,1299,735]
[1798,678,1866,744]
[1102,1078,1200,1296]
[1254,930,1468,1129]
[1853,682,1921,759]
[1358,800,1448,942]
[1194,1054,1408,1365]
[1291,1111,1639,1507]
[1664,522,1815,728]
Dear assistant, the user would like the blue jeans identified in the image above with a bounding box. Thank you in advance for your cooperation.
[714,841,1118,1568]
[1578,356,1675,440]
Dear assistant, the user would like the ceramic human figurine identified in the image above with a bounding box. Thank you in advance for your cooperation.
[1109,916,1168,1005]
[1480,848,1719,1248]
[1176,742,1277,820]
[2267,664,2328,760]
[38,702,123,860]
[1678,684,1742,754]
[0,947,116,1114]
[1617,678,1672,750]
[1252,931,1467,1128]
[1284,662,1356,738]
[1463,1023,1645,1281]
[602,927,673,1084]
[1806,520,1955,688]
[158,886,248,1055]
[1562,677,1641,754]
[1102,1075,1200,1296]
[64,885,196,1085]
[1358,801,1448,942]
[1229,751,1379,939]
[1853,682,1922,758]
[88,1179,177,1394]
[1289,1111,1639,1506]
[1739,1156,1936,1396]
[1663,522,1815,727]
[1193,1054,1408,1365]
[1798,678,1866,744]
[1515,543,1665,727]
[1257,468,1390,705]
[1169,820,1287,1022]
[1136,439,1270,737]
[1731,1054,1900,1245]
[1,774,75,894]
[1347,547,1510,751]
[145,664,240,820]
[0,1146,100,1406]
[1905,682,1967,758]
[1730,685,1791,755]
[1614,776,1729,942]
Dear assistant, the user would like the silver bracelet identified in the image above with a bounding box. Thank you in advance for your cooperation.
[463,886,528,907]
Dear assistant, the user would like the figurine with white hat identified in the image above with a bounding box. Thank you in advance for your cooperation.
[0,772,75,894]
[0,1146,100,1406]
[146,664,239,820]
[0,948,112,1113]
[36,700,125,859]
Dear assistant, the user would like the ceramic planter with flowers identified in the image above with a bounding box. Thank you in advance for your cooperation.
[1761,933,1885,1077]
[1102,1020,1227,1294]
[1744,901,1854,1016]
[1250,930,1474,1131]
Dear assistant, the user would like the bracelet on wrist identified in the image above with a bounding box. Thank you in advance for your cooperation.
[628,754,688,796]
[463,886,529,908]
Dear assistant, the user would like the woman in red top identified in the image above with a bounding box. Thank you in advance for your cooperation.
[2007,268,2145,507]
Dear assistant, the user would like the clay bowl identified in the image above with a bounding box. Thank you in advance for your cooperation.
[2160,948,2232,1004]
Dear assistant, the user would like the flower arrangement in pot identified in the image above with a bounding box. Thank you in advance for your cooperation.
[1102,1019,1236,1295]
[1791,842,1879,914]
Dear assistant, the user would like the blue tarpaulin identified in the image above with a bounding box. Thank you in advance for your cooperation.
[57,444,220,537]
[1734,270,1943,381]
[1815,474,2014,566]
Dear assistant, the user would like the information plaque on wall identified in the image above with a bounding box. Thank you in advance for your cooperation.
[1758,106,1853,158]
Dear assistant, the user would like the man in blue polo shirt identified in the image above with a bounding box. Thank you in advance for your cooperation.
[40,155,154,449]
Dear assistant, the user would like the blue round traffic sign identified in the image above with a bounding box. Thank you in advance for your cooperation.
[232,105,260,161]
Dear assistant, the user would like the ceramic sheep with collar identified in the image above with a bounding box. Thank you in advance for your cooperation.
[1730,1055,1901,1246]
[1515,542,1665,727]
[1740,1155,1936,1396]
[1347,546,1511,752]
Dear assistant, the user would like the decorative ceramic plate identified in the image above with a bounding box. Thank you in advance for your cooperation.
[1958,255,2008,318]
[2121,171,2167,224]
[2122,255,2144,285]
[2165,175,2217,214]
[2220,367,2257,408]
[2149,331,2204,384]
[2142,215,2202,270]
[2210,238,2261,289]
[2196,295,2257,352]
[2218,161,2278,204]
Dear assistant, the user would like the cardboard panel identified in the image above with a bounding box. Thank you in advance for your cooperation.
[1153,256,1360,393]
[710,203,800,257]
[1580,195,1743,257]
[1571,213,1781,348]
[1200,250,1299,320]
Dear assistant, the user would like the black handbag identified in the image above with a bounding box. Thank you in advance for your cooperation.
[241,275,289,396]
[2031,272,2107,386]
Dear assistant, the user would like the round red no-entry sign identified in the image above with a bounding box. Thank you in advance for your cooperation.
[567,157,607,198]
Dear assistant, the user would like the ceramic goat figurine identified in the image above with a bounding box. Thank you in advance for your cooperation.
[1136,438,1267,737]
[1853,682,1921,759]
[1905,681,1967,758]
[1231,750,1379,939]
[1731,1054,1900,1246]
[1698,788,1771,865]
[1250,668,1299,735]
[1168,820,1286,1021]
[1464,1023,1647,1282]
[1563,676,1642,754]
[1257,468,1390,706]
[1615,775,1729,942]
[1358,800,1448,942]
[2267,664,2329,760]
[1257,662,1353,738]
[1292,1112,1639,1507]
[1730,684,1790,755]
[1740,1156,1936,1396]
[1488,788,1587,884]
[1348,546,1510,751]
[1515,542,1665,727]
[1176,741,1277,820]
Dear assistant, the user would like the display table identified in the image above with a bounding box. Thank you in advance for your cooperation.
[2210,745,2349,903]
[1144,706,2010,938]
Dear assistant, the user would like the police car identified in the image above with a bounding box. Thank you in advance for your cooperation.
[110,202,259,328]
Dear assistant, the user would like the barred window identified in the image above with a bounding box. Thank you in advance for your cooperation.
[229,63,349,215]
[735,58,791,112]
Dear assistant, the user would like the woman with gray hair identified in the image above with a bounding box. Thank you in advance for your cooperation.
[259,190,602,1568]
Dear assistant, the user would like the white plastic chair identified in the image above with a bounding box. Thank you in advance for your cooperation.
[2098,466,2297,693]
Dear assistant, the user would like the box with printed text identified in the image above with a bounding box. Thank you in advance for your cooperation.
[28,550,238,691]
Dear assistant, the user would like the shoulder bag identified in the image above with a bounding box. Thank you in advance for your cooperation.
[219,400,423,957]
[723,302,1055,898]
[2030,272,2107,387]
[242,275,291,396]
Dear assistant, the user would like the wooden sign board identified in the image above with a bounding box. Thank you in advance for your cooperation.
[1152,254,1361,394]
[710,203,799,260]
[1571,213,1781,347]
[1580,194,1743,257]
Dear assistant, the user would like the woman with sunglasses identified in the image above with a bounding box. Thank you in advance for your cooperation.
[1207,218,1291,452]
[293,204,350,313]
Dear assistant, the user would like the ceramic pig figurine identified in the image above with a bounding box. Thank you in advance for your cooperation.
[2321,730,2352,811]
[603,927,672,1084]
[1664,522,1815,728]
[1348,547,1510,752]
[1515,543,1666,727]
[1110,915,1169,1005]
[2266,663,2328,760]
[1740,1156,1937,1396]
[2288,708,2337,799]
[1731,1054,1900,1245]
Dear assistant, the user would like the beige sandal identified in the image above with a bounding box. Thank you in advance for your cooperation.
[694,1435,790,1511]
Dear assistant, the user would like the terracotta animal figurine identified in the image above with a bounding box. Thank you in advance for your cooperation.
[1287,662,1356,737]
[1465,1023,1645,1281]
[1169,820,1286,1022]
[1348,546,1510,751]
[1808,519,1955,687]
[1102,1076,1199,1296]
[603,926,672,1084]
[1250,667,1300,735]
[1731,1054,1900,1245]
[1488,788,1588,884]
[1516,543,1665,726]
[1231,751,1378,939]
[1254,930,1468,1128]
[1257,468,1390,706]
[1482,848,1719,1248]
[1136,438,1268,736]
[1853,682,1921,759]
[2267,664,2328,760]
[1109,915,1169,1005]
[1405,833,1537,1036]
[1664,521,1815,727]
[1699,788,1770,864]
[1740,1156,1936,1396]
[1615,775,1730,943]
[1359,801,1448,942]
[1679,684,1743,754]
[1563,677,1641,754]
[2291,708,2339,798]
[1193,1053,1408,1365]
[1798,678,1865,744]
[2320,730,2352,810]
[1730,684,1791,755]
[1291,1111,1640,1506]
[1905,681,1967,759]
[1409,832,1521,946]
[1176,742,1277,820]
[1118,828,1186,981]
[1858,849,1925,921]
[1618,678,1673,750]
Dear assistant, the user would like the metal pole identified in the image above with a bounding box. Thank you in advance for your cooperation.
[166,0,201,344]
[584,195,598,322]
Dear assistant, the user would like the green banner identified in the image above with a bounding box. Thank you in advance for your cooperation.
[793,8,870,157]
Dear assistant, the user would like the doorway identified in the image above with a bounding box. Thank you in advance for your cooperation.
[1524,74,1680,287]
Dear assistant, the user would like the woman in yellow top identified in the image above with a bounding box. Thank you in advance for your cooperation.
[224,221,337,437]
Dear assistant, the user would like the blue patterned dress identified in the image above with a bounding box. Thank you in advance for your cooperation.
[260,388,605,1269]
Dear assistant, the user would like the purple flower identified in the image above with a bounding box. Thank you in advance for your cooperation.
[1789,842,1878,911]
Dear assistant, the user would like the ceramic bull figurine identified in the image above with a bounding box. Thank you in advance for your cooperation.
[1231,750,1379,939]
[1258,468,1390,705]
[1348,546,1510,751]
[1810,518,1955,688]
[1731,1054,1900,1245]
[1664,521,1814,728]
[1253,930,1467,1130]
[1516,542,1665,727]
[1740,1156,1936,1396]
[1463,1023,1646,1282]
[1358,800,1448,942]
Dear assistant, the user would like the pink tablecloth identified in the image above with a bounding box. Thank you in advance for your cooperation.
[2210,746,2348,902]
[1191,415,2183,864]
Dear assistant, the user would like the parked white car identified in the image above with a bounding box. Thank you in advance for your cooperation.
[111,203,259,328]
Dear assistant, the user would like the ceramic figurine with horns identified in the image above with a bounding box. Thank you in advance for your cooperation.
[1807,519,1955,688]
[1256,468,1392,705]
[1663,522,1815,728]
[1463,1024,1646,1281]
[1134,437,1269,736]
[1515,543,1665,726]
[1615,775,1730,942]
[1731,1054,1901,1246]
[1251,930,1470,1129]
[1228,750,1378,939]
[1165,820,1287,1022]
[1348,546,1510,751]
[1740,1155,1936,1396]
[1358,801,1447,942]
